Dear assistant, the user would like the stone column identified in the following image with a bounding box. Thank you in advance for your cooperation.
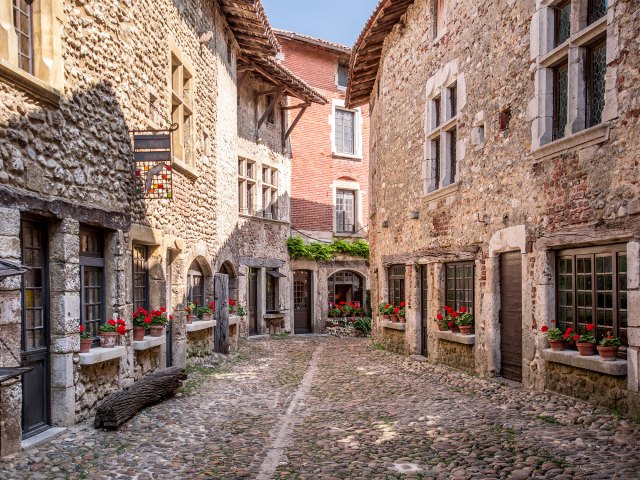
[0,207,23,456]
[626,241,640,393]
[257,268,266,335]
[49,218,80,427]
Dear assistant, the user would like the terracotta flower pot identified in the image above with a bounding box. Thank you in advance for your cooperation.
[186,314,195,324]
[451,325,460,334]
[133,326,146,341]
[383,314,390,321]
[201,313,212,321]
[549,340,565,351]
[459,325,473,335]
[399,316,406,324]
[150,325,164,337]
[437,324,448,331]
[390,314,399,323]
[99,332,118,348]
[597,345,619,361]
[80,338,92,353]
[576,342,596,356]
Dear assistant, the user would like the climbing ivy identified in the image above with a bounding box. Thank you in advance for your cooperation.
[287,236,370,261]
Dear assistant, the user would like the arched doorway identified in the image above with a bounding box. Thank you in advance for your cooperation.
[328,270,364,306]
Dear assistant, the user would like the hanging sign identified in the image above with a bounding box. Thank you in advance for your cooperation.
[132,131,174,199]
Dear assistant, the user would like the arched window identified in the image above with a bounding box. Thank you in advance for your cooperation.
[217,261,239,301]
[328,271,363,306]
[187,260,204,307]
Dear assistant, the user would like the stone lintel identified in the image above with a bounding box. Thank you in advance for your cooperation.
[435,331,476,345]
[382,321,406,331]
[541,348,627,376]
[133,335,166,351]
[186,320,216,333]
[78,346,125,366]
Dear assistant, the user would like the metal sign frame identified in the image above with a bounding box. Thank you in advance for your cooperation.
[130,124,178,200]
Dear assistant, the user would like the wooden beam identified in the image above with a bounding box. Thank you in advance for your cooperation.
[257,86,285,128]
[282,102,310,111]
[284,104,308,142]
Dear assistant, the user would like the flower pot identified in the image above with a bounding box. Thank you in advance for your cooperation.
[390,314,399,323]
[597,345,619,361]
[133,326,146,341]
[99,332,118,348]
[383,314,390,321]
[548,340,565,351]
[201,313,212,321]
[399,316,406,324]
[150,325,164,337]
[437,324,448,331]
[80,338,92,353]
[451,325,460,334]
[459,325,473,335]
[186,314,195,324]
[576,342,596,356]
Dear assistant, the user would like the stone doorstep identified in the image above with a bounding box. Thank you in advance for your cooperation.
[541,348,628,376]
[78,346,125,366]
[133,335,166,351]
[21,427,66,451]
[382,320,406,331]
[186,319,216,333]
[435,331,476,345]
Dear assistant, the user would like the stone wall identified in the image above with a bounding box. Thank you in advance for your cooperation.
[436,340,475,375]
[186,329,214,367]
[75,359,121,422]
[376,327,408,355]
[134,347,162,381]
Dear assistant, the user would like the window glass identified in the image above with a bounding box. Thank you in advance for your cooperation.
[554,63,568,140]
[335,108,355,155]
[555,1,571,46]
[588,0,608,24]
[13,0,34,74]
[335,190,356,233]
[388,265,405,306]
[337,63,349,88]
[445,262,474,312]
[133,245,149,311]
[587,42,606,127]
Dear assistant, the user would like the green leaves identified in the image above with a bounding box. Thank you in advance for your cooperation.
[286,236,369,261]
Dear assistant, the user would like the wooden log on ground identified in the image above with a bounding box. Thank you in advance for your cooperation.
[94,366,187,429]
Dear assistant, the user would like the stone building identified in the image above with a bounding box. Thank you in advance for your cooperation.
[347,0,640,415]
[276,30,371,333]
[0,0,323,456]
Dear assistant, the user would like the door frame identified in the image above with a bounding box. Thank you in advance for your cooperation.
[293,270,313,334]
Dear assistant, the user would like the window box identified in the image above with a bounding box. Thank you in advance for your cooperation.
[435,330,475,345]
[78,346,125,366]
[541,348,627,376]
[133,335,166,351]
[382,320,405,331]
[186,319,216,333]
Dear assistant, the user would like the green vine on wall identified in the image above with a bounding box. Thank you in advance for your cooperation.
[287,236,370,261]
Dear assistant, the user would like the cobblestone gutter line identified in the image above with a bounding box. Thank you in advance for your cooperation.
[256,345,323,480]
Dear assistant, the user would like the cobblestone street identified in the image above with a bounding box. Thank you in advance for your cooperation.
[1,337,639,479]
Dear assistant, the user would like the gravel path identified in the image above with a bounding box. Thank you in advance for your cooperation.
[1,337,639,479]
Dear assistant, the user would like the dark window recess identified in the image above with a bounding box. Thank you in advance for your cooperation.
[449,128,457,183]
[80,229,105,339]
[13,0,34,74]
[433,138,441,189]
[586,41,606,128]
[499,108,511,132]
[588,0,608,25]
[21,220,47,352]
[187,261,204,307]
[265,95,276,125]
[553,63,568,140]
[335,189,356,233]
[266,269,279,312]
[328,270,363,306]
[434,97,441,127]
[448,83,457,119]
[132,245,149,311]
[445,262,474,312]
[388,265,405,306]
[335,108,355,155]
[555,0,571,47]
[337,63,349,88]
[556,245,627,349]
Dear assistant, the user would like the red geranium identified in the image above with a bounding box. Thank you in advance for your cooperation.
[586,323,595,331]
[144,316,152,324]
[209,301,215,310]
[117,319,125,326]
[228,298,237,307]
[393,307,400,314]
[79,325,84,333]
[108,319,116,326]
[563,327,573,340]
[447,321,454,328]
[451,311,458,318]
[437,313,443,321]
[116,325,126,336]
[460,306,467,313]
[399,301,406,308]
[573,334,581,341]
[541,326,549,333]
[160,307,167,313]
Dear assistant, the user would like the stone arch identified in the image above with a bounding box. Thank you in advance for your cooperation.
[184,254,213,308]
[327,269,365,307]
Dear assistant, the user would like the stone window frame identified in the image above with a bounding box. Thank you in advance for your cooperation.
[238,157,257,216]
[423,61,466,195]
[0,0,64,103]
[261,165,279,220]
[331,99,363,160]
[530,0,617,157]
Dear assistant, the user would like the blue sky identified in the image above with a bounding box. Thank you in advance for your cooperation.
[261,0,379,47]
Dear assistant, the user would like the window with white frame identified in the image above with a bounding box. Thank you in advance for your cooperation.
[426,80,458,192]
[533,0,610,147]
[238,158,256,215]
[333,102,362,158]
[335,189,356,233]
[262,166,278,219]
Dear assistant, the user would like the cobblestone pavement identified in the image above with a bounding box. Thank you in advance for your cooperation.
[1,337,639,479]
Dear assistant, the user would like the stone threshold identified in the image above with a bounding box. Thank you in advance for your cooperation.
[133,335,166,351]
[79,346,125,366]
[186,320,216,333]
[541,348,627,376]
[382,320,406,331]
[435,331,475,345]
[21,427,66,451]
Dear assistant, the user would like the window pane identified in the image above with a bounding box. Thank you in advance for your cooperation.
[335,109,355,155]
[133,245,149,310]
[445,262,474,312]
[556,1,571,46]
[587,42,606,128]
[554,63,568,140]
[588,0,608,24]
[337,64,349,88]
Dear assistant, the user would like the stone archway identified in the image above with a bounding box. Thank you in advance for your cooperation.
[327,270,365,307]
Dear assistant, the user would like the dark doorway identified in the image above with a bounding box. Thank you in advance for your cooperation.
[500,252,523,382]
[294,270,312,334]
[248,267,258,335]
[420,265,428,357]
[20,219,50,438]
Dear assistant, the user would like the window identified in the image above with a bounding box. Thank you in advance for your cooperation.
[13,0,34,74]
[21,219,47,352]
[265,95,276,125]
[170,52,195,166]
[553,63,568,140]
[554,1,571,47]
[445,262,474,312]
[337,63,349,89]
[388,265,405,306]
[335,108,356,156]
[80,229,105,339]
[431,0,445,40]
[328,271,364,306]
[447,83,457,119]
[499,107,512,132]
[433,96,441,127]
[266,269,280,312]
[426,80,458,193]
[187,261,204,307]
[586,41,606,128]
[588,0,608,25]
[238,158,256,215]
[335,189,356,233]
[262,166,278,219]
[132,245,149,311]
[556,245,627,348]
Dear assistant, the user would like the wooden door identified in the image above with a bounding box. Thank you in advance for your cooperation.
[420,266,428,356]
[500,252,523,382]
[248,268,258,335]
[293,270,312,334]
[21,220,50,438]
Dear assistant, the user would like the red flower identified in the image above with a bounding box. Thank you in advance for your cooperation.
[169,315,173,321]
[586,323,595,331]
[117,319,125,326]
[385,304,390,309]
[339,302,347,305]
[186,306,192,314]
[393,307,400,314]
[451,311,458,318]
[108,319,116,326]
[541,326,549,333]
[573,334,581,341]
[79,325,84,333]
[400,301,406,308]
[447,321,454,328]
[459,306,467,313]
[437,314,443,321]
[160,307,166,313]
[209,301,215,310]
[144,316,152,324]
[116,325,126,335]
[551,319,556,323]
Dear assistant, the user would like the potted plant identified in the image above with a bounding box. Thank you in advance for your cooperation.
[236,304,246,317]
[597,332,621,361]
[198,301,214,321]
[455,306,474,335]
[186,302,196,324]
[391,306,400,323]
[575,323,597,356]
[398,302,406,324]
[132,307,151,341]
[150,308,169,337]
[228,298,238,314]
[563,327,576,349]
[79,325,92,353]
[378,303,393,321]
[99,319,126,347]
[541,320,564,351]
[434,312,448,331]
